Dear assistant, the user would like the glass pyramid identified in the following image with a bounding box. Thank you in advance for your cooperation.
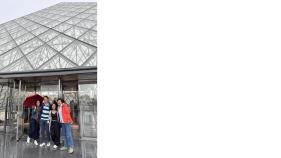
[0,2,97,73]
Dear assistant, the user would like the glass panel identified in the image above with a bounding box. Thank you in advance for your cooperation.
[8,26,25,35]
[0,31,9,39]
[49,14,62,21]
[85,8,97,14]
[18,21,35,29]
[19,37,43,54]
[3,81,19,136]
[40,85,58,102]
[38,29,59,42]
[0,36,12,46]
[53,22,73,33]
[4,22,19,31]
[61,41,96,65]
[0,84,9,133]
[77,19,96,29]
[92,24,97,31]
[1,58,33,72]
[0,26,6,34]
[25,23,41,31]
[79,30,96,46]
[14,33,34,45]
[15,18,30,26]
[44,20,61,28]
[10,29,27,39]
[64,26,88,39]
[81,141,97,158]
[0,41,16,55]
[47,34,73,51]
[26,45,57,69]
[38,18,52,25]
[16,80,25,140]
[31,26,49,36]
[86,14,97,21]
[75,13,91,19]
[57,16,71,22]
[79,83,97,138]
[0,48,23,69]
[65,17,83,25]
[62,81,79,126]
[83,53,97,67]
[39,54,76,70]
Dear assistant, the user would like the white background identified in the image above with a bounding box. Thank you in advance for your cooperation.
[2,0,281,157]
[99,0,281,158]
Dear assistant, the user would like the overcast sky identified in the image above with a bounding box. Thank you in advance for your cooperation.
[0,0,96,24]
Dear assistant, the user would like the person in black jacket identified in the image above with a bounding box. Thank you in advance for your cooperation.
[27,100,41,145]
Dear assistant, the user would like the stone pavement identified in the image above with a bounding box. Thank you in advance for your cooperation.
[0,134,97,158]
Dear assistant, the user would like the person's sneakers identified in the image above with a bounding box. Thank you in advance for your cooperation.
[60,146,67,151]
[39,143,46,147]
[34,140,38,146]
[53,145,58,149]
[26,137,30,144]
[46,142,51,147]
[68,148,74,154]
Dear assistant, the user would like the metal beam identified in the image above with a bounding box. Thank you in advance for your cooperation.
[0,66,97,78]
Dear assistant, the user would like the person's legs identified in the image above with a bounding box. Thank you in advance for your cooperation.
[46,122,50,143]
[60,123,68,150]
[34,120,39,145]
[28,119,35,139]
[40,120,45,144]
[34,120,40,140]
[54,122,61,146]
[50,124,55,144]
[65,123,74,148]
[27,119,33,143]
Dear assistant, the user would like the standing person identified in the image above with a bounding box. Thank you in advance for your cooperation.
[57,98,74,154]
[49,101,61,149]
[27,100,41,145]
[39,96,51,147]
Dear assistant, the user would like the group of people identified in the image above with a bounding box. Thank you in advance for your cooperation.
[26,96,75,154]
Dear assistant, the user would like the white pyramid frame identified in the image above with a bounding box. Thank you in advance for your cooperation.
[0,2,97,72]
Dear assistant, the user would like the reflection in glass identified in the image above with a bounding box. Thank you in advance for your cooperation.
[79,83,97,138]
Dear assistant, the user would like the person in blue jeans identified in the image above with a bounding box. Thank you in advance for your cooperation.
[57,98,74,154]
[39,96,51,147]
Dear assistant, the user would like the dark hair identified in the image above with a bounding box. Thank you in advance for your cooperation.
[57,98,65,103]
[43,96,49,100]
[51,101,58,110]
[36,100,41,105]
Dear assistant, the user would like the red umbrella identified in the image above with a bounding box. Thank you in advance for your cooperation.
[23,94,43,108]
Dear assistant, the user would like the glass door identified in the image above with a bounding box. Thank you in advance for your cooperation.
[0,82,10,133]
[62,81,79,138]
[16,80,25,141]
[4,81,17,136]
[79,81,97,138]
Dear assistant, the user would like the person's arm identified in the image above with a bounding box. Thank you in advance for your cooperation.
[49,111,52,130]
[38,105,43,121]
[49,111,52,122]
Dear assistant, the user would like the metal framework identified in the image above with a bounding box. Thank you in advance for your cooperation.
[0,2,97,73]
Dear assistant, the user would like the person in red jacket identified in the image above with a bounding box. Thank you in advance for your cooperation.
[57,98,74,154]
